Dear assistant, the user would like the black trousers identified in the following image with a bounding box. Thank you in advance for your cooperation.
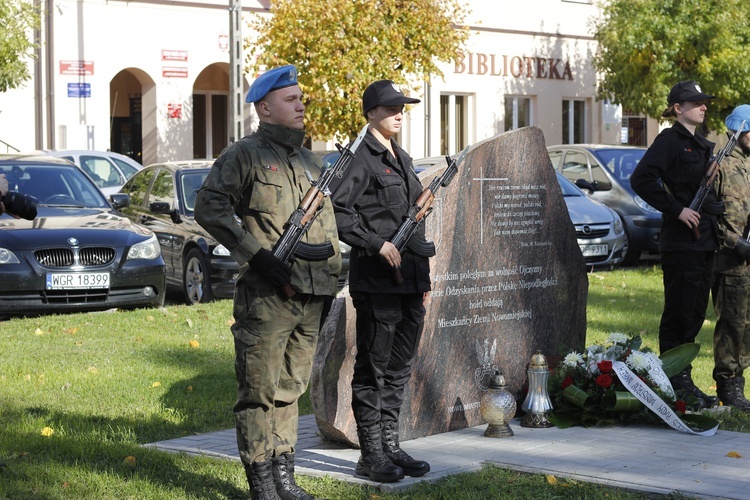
[659,250,715,355]
[350,292,426,427]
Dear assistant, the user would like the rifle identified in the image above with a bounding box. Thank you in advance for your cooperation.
[688,120,745,239]
[389,146,469,284]
[272,123,369,297]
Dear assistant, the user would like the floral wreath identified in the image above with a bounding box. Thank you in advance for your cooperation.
[547,333,719,434]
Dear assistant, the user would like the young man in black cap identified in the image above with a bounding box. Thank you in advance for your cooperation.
[631,80,721,409]
[330,80,431,483]
[195,65,341,500]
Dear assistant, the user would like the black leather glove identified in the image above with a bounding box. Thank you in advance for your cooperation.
[249,248,292,289]
[734,238,750,263]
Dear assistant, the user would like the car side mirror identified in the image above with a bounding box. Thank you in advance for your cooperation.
[575,178,596,193]
[110,193,130,209]
[150,201,183,224]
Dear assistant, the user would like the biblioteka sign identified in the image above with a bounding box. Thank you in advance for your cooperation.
[454,52,574,80]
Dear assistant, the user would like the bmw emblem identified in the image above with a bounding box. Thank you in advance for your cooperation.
[67,237,79,246]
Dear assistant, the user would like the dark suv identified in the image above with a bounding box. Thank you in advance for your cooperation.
[547,145,661,265]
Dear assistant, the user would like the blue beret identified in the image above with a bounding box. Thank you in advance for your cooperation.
[245,65,298,103]
[725,104,750,133]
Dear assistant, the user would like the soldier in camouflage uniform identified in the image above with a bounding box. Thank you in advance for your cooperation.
[195,65,341,500]
[712,105,750,412]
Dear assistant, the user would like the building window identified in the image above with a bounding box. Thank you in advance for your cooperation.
[504,96,531,132]
[440,94,470,155]
[562,99,586,144]
[621,114,647,146]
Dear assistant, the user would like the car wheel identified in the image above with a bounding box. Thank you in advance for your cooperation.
[619,220,640,267]
[183,248,215,305]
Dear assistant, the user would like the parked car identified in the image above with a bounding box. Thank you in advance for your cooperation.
[556,172,626,268]
[0,155,165,318]
[547,144,661,265]
[39,150,143,198]
[116,161,238,305]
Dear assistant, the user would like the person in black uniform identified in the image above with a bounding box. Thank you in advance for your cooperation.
[330,80,431,483]
[630,80,721,409]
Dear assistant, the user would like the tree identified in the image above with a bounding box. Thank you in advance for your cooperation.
[0,0,40,93]
[247,0,470,141]
[591,0,750,132]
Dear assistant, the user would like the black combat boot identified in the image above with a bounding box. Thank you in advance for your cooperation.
[271,453,315,500]
[717,376,750,412]
[670,367,719,410]
[245,459,281,500]
[381,420,430,477]
[355,424,404,482]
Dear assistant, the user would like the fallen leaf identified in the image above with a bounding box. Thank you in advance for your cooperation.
[726,451,742,458]
[186,318,193,328]
[41,427,54,437]
[124,455,137,466]
[151,381,161,388]
[88,366,99,374]
[61,382,72,391]
[187,386,193,391]
[147,316,155,322]
[63,327,78,335]
[189,340,200,348]
[546,475,557,485]
[34,328,44,336]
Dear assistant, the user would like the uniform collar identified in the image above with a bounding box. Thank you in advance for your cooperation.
[672,120,714,149]
[258,121,306,149]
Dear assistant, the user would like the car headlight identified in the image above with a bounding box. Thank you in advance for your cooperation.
[127,234,161,260]
[213,244,230,257]
[634,195,660,213]
[613,216,624,235]
[0,247,20,264]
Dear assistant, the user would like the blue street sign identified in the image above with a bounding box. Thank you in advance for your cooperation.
[67,82,91,98]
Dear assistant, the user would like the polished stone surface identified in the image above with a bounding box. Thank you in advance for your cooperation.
[312,127,588,445]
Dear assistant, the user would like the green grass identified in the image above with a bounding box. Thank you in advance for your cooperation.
[0,266,747,499]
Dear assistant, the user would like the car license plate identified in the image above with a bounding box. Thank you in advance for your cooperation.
[46,272,110,290]
[580,244,608,257]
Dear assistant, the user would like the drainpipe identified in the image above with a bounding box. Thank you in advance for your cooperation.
[45,0,55,149]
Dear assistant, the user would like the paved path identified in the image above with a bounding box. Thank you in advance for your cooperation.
[145,415,750,498]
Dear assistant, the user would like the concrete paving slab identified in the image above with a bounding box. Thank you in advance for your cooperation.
[144,414,750,499]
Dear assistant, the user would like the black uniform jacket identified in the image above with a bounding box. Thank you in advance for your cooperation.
[330,129,431,294]
[630,121,719,253]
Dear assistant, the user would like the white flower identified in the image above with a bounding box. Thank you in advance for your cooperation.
[563,352,584,368]
[607,332,629,344]
[626,351,650,371]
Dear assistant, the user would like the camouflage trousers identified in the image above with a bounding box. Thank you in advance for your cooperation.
[231,284,324,465]
[711,274,750,380]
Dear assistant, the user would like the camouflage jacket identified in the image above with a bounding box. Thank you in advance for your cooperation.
[194,122,341,295]
[715,143,750,276]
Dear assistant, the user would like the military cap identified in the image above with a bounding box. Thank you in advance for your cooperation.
[245,65,298,103]
[362,80,421,117]
[667,81,714,106]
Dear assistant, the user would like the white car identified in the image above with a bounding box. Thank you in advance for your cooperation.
[42,150,143,197]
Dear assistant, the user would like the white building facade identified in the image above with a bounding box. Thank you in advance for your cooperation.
[0,0,657,165]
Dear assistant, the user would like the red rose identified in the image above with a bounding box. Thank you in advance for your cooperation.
[562,376,574,389]
[675,400,687,413]
[598,361,613,373]
[595,374,613,388]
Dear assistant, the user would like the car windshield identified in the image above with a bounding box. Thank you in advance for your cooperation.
[591,148,646,182]
[181,171,208,213]
[0,163,109,208]
[556,173,583,197]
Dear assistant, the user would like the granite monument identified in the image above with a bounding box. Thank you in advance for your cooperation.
[311,126,588,445]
